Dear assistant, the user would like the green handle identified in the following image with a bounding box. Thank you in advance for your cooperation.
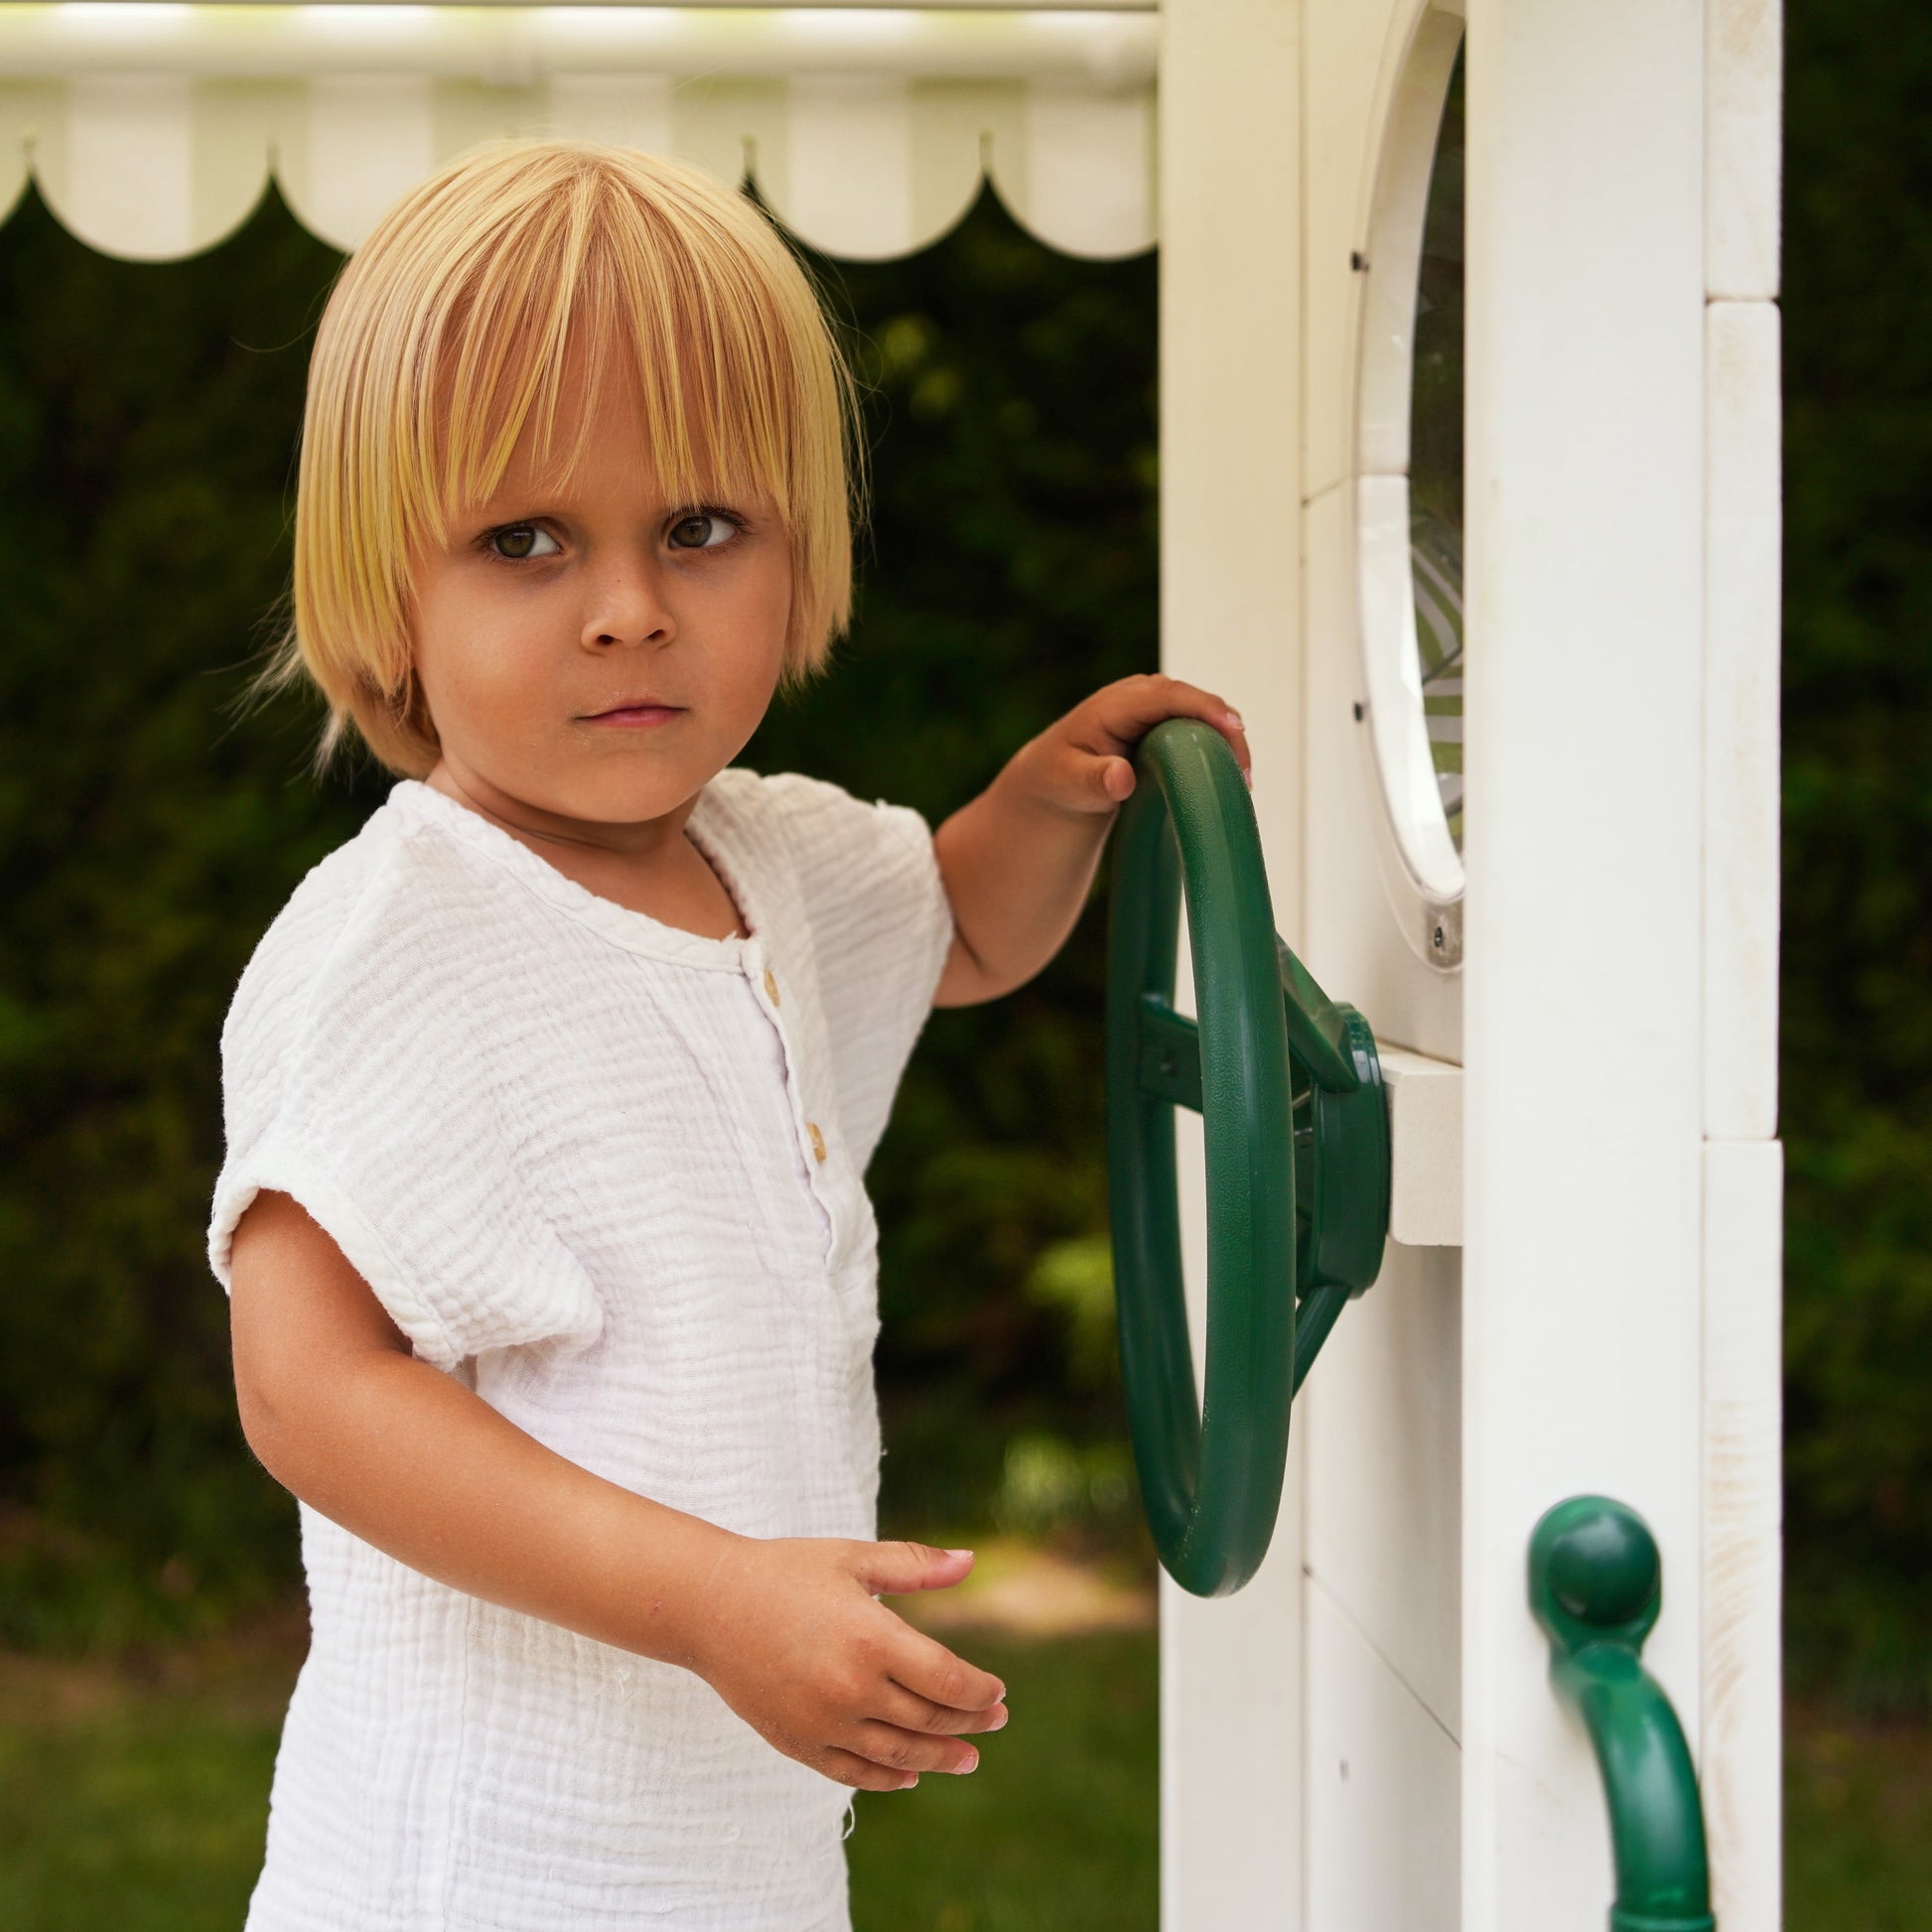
[1105,719,1389,1597]
[1528,1497,1717,1932]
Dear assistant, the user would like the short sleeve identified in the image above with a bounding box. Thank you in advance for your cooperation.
[207,842,603,1374]
[753,771,956,1170]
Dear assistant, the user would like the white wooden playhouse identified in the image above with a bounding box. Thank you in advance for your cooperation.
[0,4,1785,1927]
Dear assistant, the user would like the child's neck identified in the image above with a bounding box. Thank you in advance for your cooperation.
[424,763,748,941]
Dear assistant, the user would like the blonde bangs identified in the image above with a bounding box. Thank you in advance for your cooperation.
[276,140,860,776]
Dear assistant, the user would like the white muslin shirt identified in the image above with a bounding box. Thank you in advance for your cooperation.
[207,766,957,1932]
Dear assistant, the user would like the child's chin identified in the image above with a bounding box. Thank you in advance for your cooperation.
[552,759,711,824]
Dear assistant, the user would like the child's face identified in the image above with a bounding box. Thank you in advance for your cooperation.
[408,339,792,829]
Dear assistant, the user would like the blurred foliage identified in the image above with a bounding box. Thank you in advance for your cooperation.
[0,185,370,1645]
[1781,0,1932,1710]
[1,0,1928,1707]
[0,176,1155,1646]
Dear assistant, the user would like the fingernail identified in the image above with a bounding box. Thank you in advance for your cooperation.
[945,1548,973,1560]
[990,1709,1009,1731]
[901,1775,919,1789]
[1224,709,1245,730]
[1243,766,1254,789]
[957,1750,979,1774]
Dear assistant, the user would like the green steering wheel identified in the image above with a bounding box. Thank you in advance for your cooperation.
[1105,718,1392,1597]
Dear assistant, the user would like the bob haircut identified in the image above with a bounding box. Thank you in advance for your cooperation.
[267,137,861,776]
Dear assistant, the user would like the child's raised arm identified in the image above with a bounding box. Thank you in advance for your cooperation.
[931,673,1252,1009]
[228,1188,1009,1791]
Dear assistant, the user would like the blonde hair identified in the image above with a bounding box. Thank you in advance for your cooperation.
[266,138,861,776]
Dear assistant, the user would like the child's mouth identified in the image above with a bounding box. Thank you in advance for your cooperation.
[586,703,684,729]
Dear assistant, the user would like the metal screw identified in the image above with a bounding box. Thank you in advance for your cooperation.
[1349,251,1369,272]
[1432,924,1447,951]
[1352,701,1364,722]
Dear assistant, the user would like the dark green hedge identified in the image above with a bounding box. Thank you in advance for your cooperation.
[1780,0,1932,1710]
[0,177,1157,1645]
[1,0,1927,1706]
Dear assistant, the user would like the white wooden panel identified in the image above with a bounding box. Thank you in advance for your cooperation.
[1382,1043,1463,1246]
[192,80,289,246]
[1702,1138,1783,1932]
[1305,482,1463,1062]
[669,78,786,192]
[1160,1,1304,1923]
[545,71,673,151]
[1459,0,1708,1926]
[291,73,436,251]
[1705,300,1781,1142]
[1305,1578,1460,1932]
[1306,1240,1462,1732]
[0,10,1159,263]
[55,73,197,260]
[1014,83,1153,258]
[782,74,913,257]
[1707,0,1782,300]
[1302,0,1403,503]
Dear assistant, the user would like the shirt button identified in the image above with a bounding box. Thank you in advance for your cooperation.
[762,967,780,1007]
[807,1122,826,1163]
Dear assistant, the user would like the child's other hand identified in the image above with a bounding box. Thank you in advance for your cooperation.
[687,1537,1009,1791]
[1015,672,1252,815]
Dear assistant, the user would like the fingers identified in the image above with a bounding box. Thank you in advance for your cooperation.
[814,1743,924,1793]
[876,1677,1011,1739]
[844,1719,984,1779]
[885,1624,1007,1713]
[851,1539,975,1597]
[1086,672,1251,781]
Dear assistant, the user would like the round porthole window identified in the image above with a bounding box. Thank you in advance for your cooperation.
[1355,9,1465,969]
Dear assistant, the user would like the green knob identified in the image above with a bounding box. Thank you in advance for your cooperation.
[1529,1497,1716,1932]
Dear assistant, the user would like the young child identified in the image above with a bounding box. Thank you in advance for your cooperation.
[210,137,1250,1930]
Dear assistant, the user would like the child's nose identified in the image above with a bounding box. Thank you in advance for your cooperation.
[581,553,675,651]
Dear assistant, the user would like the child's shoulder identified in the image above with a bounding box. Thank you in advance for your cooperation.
[707,763,929,864]
[221,784,506,1060]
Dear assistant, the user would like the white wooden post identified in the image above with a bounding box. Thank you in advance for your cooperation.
[1459,2,1710,1926]
[1159,1,1307,1925]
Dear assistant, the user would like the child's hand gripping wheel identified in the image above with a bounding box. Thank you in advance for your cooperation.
[1105,718,1392,1597]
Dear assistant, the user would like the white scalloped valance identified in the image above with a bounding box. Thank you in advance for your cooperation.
[0,4,1159,262]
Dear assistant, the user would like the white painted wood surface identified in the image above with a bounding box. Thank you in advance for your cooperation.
[1305,1239,1462,1734]
[1460,4,1709,1928]
[1705,300,1782,1143]
[1302,0,1400,506]
[1300,8,1470,1927]
[1702,1139,1783,1932]
[1707,0,1783,301]
[1382,1043,1463,1247]
[1306,1578,1461,1932]
[0,5,1159,260]
[1159,1,1306,1923]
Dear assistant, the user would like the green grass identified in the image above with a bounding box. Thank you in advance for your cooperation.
[0,1669,283,1931]
[1786,1701,1932,1930]
[3,1628,1930,1930]
[847,1632,1158,1932]
[0,1626,1155,1932]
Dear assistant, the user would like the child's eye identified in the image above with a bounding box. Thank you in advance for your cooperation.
[484,522,560,562]
[667,510,743,552]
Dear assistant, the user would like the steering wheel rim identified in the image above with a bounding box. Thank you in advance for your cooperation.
[1104,718,1299,1598]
